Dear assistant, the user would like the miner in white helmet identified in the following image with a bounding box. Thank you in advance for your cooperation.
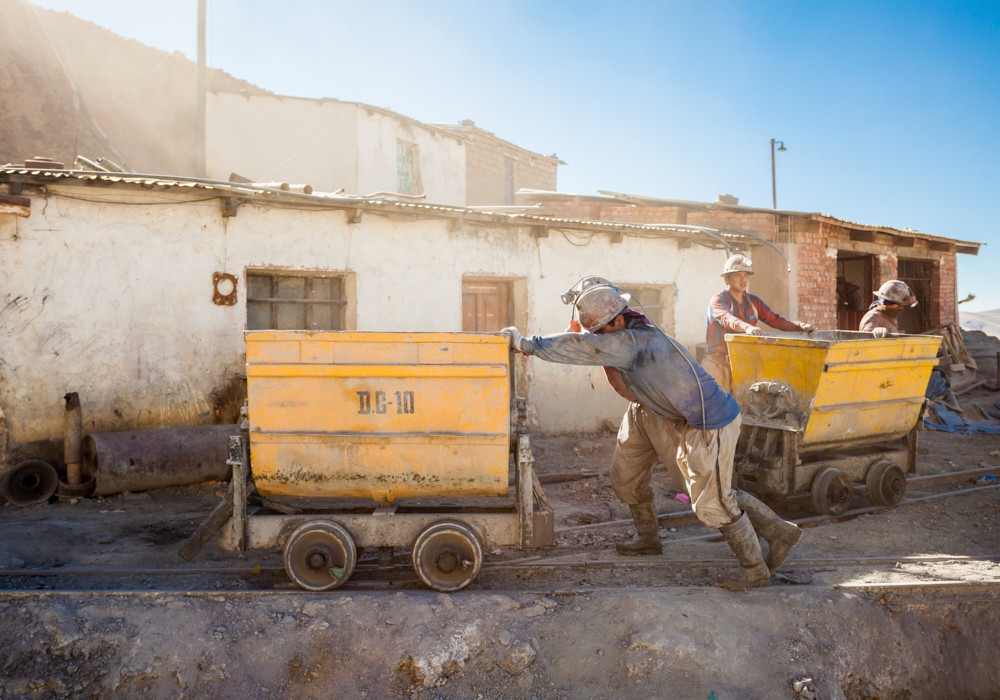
[500,277,802,590]
[703,254,816,393]
[860,280,917,338]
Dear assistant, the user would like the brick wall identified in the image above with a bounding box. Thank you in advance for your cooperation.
[525,200,963,331]
[931,253,957,326]
[463,128,558,206]
[876,251,898,290]
[795,226,839,329]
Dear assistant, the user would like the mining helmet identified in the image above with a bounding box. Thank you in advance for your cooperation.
[875,280,918,307]
[721,254,754,277]
[576,285,629,332]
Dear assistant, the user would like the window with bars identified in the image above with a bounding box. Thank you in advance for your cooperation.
[615,283,674,334]
[246,273,346,331]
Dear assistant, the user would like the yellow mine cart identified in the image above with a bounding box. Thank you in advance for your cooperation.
[183,331,552,592]
[727,330,941,515]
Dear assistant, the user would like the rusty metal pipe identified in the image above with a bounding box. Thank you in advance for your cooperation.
[84,425,239,496]
[63,393,83,485]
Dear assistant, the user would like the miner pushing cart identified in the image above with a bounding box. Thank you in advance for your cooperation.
[180,331,553,592]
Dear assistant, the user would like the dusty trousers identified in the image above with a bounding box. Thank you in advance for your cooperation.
[610,403,687,505]
[700,354,733,394]
[676,414,743,530]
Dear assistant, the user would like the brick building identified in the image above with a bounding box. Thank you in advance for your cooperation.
[435,120,563,206]
[517,190,979,333]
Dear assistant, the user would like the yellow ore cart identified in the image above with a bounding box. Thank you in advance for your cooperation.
[727,331,941,515]
[182,331,552,592]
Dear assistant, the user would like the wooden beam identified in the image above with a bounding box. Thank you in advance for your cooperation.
[530,225,549,239]
[956,245,979,256]
[929,241,955,253]
[220,197,240,218]
[849,231,877,243]
[0,193,30,217]
[913,239,929,250]
[609,231,624,244]
[677,238,692,249]
[874,233,894,246]
[345,208,363,225]
[892,235,915,247]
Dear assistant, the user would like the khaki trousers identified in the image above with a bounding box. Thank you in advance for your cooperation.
[676,414,743,530]
[610,403,687,505]
[700,354,733,394]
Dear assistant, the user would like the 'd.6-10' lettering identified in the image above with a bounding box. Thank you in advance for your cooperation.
[357,390,415,415]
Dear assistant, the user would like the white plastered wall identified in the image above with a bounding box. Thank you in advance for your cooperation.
[355,110,466,205]
[206,93,360,193]
[0,191,726,460]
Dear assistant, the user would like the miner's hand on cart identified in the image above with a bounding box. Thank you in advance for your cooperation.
[500,276,803,591]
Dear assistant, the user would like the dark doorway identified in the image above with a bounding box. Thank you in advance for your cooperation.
[896,259,933,333]
[836,252,874,330]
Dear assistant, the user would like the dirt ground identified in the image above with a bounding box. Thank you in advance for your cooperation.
[3,332,1000,698]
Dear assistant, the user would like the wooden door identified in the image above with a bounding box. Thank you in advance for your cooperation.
[462,281,510,332]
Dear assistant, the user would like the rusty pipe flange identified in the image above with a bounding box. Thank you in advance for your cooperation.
[57,478,95,500]
[412,519,483,593]
[283,521,357,592]
[3,460,59,506]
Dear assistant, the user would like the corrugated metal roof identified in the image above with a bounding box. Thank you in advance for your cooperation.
[0,167,765,250]
[520,189,981,251]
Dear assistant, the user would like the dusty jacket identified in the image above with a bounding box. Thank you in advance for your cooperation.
[705,290,802,356]
[521,319,740,431]
[859,305,900,334]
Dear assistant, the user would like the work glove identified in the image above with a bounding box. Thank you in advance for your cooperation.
[799,323,818,337]
[500,326,526,353]
[742,324,765,337]
[872,327,889,339]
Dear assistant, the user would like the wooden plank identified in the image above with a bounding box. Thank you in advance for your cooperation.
[178,488,235,562]
[0,193,30,217]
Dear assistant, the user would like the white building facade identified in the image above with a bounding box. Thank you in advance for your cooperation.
[206,93,467,205]
[0,171,761,471]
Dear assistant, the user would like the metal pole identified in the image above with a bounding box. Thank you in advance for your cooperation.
[771,138,777,210]
[195,0,207,177]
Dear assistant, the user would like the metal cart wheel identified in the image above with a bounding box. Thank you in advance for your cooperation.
[866,460,907,507]
[283,521,357,591]
[810,466,853,515]
[412,520,483,593]
[2,460,59,507]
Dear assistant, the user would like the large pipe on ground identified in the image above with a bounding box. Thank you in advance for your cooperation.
[64,393,83,485]
[84,425,239,496]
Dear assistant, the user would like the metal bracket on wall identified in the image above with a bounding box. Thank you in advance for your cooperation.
[213,272,238,306]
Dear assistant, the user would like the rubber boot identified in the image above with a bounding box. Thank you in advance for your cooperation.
[615,502,663,556]
[736,490,802,572]
[716,512,771,590]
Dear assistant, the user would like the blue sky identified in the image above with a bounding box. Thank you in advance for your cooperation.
[33,1,1000,310]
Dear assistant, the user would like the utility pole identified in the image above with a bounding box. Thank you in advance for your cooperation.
[770,138,786,209]
[195,0,206,177]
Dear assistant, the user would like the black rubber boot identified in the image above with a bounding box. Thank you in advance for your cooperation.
[736,490,802,572]
[716,512,771,590]
[615,502,663,556]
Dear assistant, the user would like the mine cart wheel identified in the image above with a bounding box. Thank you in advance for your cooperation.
[283,521,357,592]
[412,520,483,593]
[866,460,907,507]
[810,467,854,516]
[2,460,59,507]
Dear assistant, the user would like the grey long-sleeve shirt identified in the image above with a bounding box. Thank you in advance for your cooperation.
[521,319,740,431]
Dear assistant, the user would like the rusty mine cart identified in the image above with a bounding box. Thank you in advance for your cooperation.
[728,331,942,515]
[181,331,552,592]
